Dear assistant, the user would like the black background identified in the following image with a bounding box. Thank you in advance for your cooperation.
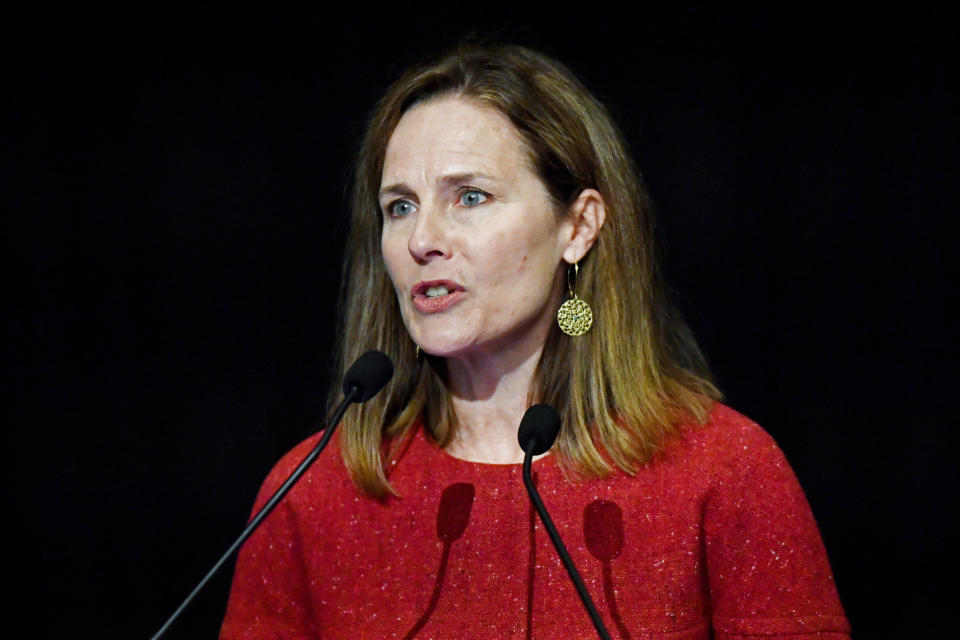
[6,4,956,638]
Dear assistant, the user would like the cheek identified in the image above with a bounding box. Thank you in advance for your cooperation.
[496,226,559,283]
[481,230,529,278]
[380,232,406,293]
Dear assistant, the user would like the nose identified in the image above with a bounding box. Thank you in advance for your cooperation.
[408,204,450,264]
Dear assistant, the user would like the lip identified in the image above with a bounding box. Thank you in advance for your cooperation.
[411,279,466,314]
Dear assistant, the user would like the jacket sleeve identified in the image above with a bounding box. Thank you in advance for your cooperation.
[703,422,851,639]
[219,452,320,640]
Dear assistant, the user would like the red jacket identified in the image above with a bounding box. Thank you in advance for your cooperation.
[221,403,850,639]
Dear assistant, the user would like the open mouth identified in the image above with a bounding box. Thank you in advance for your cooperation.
[411,280,464,313]
[412,280,462,297]
[425,285,450,298]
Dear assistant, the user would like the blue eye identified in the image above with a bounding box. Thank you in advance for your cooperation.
[459,189,488,207]
[388,200,416,217]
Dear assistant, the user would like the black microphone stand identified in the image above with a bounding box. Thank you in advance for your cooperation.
[522,448,611,640]
[150,385,361,639]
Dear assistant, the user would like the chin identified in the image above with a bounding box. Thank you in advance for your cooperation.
[405,315,475,357]
[413,326,487,359]
[417,338,473,359]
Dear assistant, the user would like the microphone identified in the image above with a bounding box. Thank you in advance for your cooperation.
[518,403,562,455]
[343,350,394,402]
[151,350,394,639]
[518,404,611,640]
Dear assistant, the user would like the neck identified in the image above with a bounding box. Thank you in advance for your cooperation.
[443,340,543,464]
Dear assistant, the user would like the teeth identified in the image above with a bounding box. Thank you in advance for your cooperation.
[425,286,450,298]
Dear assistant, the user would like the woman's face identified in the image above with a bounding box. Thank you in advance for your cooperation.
[379,97,572,360]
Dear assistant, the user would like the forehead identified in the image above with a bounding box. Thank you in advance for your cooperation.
[382,97,535,183]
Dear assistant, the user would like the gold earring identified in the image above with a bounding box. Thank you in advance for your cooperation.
[557,262,593,336]
[415,344,421,359]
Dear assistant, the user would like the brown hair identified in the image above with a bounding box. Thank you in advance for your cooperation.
[332,41,720,496]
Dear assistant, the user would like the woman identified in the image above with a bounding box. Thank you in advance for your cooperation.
[221,42,850,639]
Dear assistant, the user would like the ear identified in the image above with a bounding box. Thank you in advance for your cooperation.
[561,188,607,264]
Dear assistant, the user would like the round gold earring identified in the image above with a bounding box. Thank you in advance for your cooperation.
[557,262,593,336]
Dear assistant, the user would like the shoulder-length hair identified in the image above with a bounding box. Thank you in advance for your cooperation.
[332,41,720,497]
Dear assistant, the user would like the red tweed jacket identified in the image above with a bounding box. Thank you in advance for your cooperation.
[220,404,850,639]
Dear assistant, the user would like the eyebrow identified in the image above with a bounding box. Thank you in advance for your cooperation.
[378,183,416,200]
[378,172,498,200]
[439,171,496,186]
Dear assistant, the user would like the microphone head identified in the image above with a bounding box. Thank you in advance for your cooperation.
[517,403,561,455]
[342,350,394,402]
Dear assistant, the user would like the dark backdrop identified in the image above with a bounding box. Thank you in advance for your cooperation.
[7,4,955,638]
